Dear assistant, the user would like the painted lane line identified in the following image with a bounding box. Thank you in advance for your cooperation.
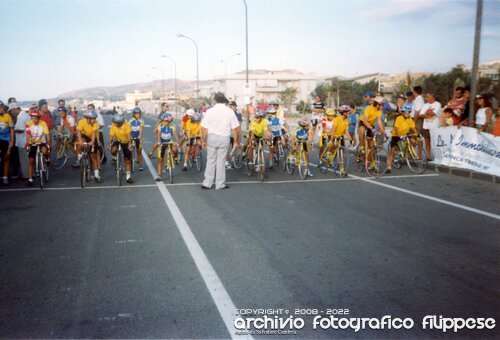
[142,149,251,340]
[0,184,157,193]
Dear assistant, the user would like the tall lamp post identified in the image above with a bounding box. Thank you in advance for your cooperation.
[242,0,249,128]
[469,0,483,126]
[161,54,178,113]
[177,33,199,98]
[152,66,165,99]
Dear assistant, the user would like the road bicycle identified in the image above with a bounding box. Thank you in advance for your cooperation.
[318,137,349,177]
[33,144,49,189]
[244,138,266,182]
[80,142,92,188]
[271,135,290,171]
[160,142,176,184]
[355,131,388,178]
[187,137,203,172]
[231,143,244,169]
[53,132,76,170]
[112,140,126,186]
[286,140,310,180]
[392,134,427,174]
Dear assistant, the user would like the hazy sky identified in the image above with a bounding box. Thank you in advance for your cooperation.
[1,0,499,101]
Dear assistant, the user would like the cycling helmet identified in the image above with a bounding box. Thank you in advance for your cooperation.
[298,117,311,127]
[255,110,266,118]
[325,108,336,116]
[338,105,351,112]
[29,109,41,117]
[192,112,202,122]
[186,108,195,117]
[401,103,412,113]
[83,110,98,118]
[384,102,398,112]
[373,96,384,104]
[57,106,67,113]
[161,112,173,121]
[38,99,48,106]
[112,114,125,124]
[132,107,141,114]
[268,99,278,105]
[267,107,277,115]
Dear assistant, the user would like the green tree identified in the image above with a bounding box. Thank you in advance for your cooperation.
[280,87,298,112]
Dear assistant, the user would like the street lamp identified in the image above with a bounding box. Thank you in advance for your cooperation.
[161,54,178,112]
[145,73,157,99]
[242,0,249,128]
[177,33,199,97]
[152,66,165,99]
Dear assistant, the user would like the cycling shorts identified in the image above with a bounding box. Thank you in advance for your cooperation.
[28,143,48,158]
[112,141,132,160]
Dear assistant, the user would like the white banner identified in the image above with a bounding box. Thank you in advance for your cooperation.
[431,126,500,177]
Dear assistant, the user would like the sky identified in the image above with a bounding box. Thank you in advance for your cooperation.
[0,0,499,101]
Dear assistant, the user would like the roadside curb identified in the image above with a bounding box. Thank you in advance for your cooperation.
[427,163,499,183]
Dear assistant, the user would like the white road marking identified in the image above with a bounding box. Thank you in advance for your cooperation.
[119,205,137,208]
[142,149,251,340]
[114,240,142,244]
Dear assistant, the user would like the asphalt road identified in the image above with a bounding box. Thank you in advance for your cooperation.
[1,114,499,339]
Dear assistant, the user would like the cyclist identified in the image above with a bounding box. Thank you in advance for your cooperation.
[318,108,336,161]
[129,107,144,171]
[267,106,289,169]
[178,108,195,160]
[76,110,102,182]
[289,117,314,176]
[347,105,358,147]
[358,96,384,154]
[156,113,179,181]
[386,108,419,173]
[109,115,134,183]
[149,102,169,158]
[241,110,269,166]
[24,109,50,187]
[182,112,202,171]
[0,103,15,185]
[55,106,76,157]
[328,105,351,175]
[87,103,107,164]
[311,95,326,134]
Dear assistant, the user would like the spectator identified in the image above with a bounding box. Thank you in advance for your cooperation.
[70,106,78,120]
[460,85,471,125]
[38,99,52,131]
[52,99,65,129]
[474,94,492,132]
[7,103,22,178]
[444,86,465,125]
[411,86,425,132]
[396,94,405,112]
[421,92,442,160]
[13,103,30,178]
[492,107,500,137]
[201,92,239,190]
[7,97,17,104]
[0,102,15,185]
[256,99,268,113]
[440,108,454,127]
[347,105,358,147]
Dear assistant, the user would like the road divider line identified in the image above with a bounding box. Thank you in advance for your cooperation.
[141,149,250,340]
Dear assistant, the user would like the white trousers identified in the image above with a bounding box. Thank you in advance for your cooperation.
[203,134,229,189]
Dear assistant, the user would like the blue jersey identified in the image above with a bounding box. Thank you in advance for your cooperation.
[159,125,176,143]
[294,127,309,142]
[268,117,282,137]
[129,118,144,139]
[348,113,357,133]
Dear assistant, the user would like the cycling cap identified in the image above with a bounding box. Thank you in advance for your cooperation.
[339,105,351,112]
[186,109,195,117]
[373,96,384,104]
[112,115,125,124]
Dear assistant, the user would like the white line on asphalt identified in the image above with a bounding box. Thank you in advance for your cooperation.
[0,184,157,193]
[141,149,250,340]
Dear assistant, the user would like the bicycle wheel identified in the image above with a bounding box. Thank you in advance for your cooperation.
[257,149,265,182]
[130,144,135,173]
[366,146,388,178]
[37,152,44,189]
[232,147,243,169]
[167,152,174,184]
[80,156,87,188]
[334,147,348,177]
[406,143,427,174]
[53,142,68,170]
[281,145,289,172]
[317,148,330,174]
[43,159,49,183]
[285,152,295,175]
[392,148,403,169]
[117,152,123,186]
[244,149,254,176]
[298,149,308,180]
[195,147,202,172]
[354,144,365,172]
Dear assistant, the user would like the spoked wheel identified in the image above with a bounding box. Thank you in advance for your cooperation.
[116,153,123,186]
[53,143,68,170]
[285,153,295,175]
[317,148,330,174]
[257,150,265,182]
[393,149,404,169]
[80,156,87,188]
[281,145,289,172]
[406,143,427,174]
[333,147,349,177]
[37,152,45,189]
[354,145,365,172]
[168,154,174,184]
[298,151,308,180]
[232,147,243,169]
[130,145,135,173]
[366,146,388,178]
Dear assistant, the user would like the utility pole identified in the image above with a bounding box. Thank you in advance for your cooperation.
[469,0,483,126]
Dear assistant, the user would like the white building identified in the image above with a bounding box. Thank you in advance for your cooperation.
[125,90,153,108]
[214,69,318,107]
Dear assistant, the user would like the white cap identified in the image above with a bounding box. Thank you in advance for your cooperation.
[8,102,21,111]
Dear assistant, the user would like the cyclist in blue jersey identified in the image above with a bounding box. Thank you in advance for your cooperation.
[155,113,178,181]
[290,117,314,177]
[129,107,144,171]
[347,105,358,147]
[267,107,288,169]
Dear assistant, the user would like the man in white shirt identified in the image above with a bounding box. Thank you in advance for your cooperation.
[420,92,442,161]
[12,103,30,178]
[201,92,240,190]
[411,86,425,130]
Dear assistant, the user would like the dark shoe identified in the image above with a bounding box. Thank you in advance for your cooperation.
[155,176,162,182]
[126,178,134,184]
[139,166,143,171]
[182,166,187,171]
[201,185,211,189]
[26,179,34,187]
[386,167,392,174]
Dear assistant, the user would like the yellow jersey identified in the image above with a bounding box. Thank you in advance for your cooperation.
[332,116,349,137]
[77,118,99,138]
[249,118,269,138]
[0,113,14,142]
[110,122,131,142]
[392,115,415,137]
[26,121,49,144]
[360,105,382,126]
[185,120,201,137]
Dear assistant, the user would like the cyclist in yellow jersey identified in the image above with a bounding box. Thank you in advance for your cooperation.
[109,115,134,183]
[241,111,269,162]
[24,109,50,186]
[178,108,195,161]
[182,112,202,171]
[386,108,419,173]
[318,108,336,157]
[76,110,101,182]
[358,96,384,151]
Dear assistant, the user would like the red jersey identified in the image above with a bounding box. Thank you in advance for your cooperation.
[40,112,52,130]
